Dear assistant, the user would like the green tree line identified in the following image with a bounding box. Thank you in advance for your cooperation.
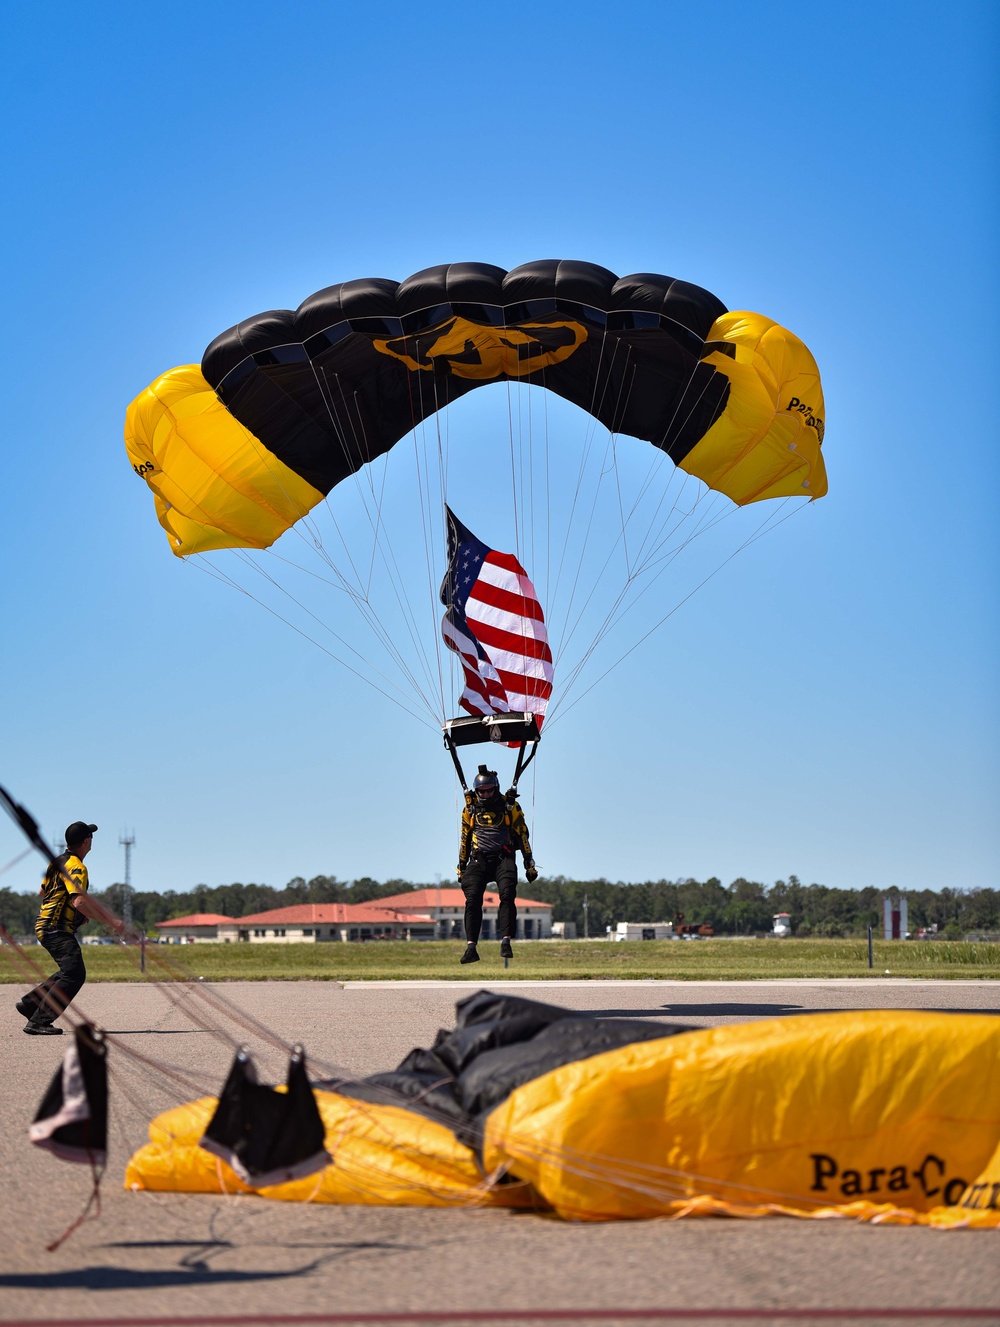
[527,876,1000,939]
[1,873,997,940]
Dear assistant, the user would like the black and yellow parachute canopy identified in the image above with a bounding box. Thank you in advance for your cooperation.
[125,260,827,557]
[126,992,1000,1226]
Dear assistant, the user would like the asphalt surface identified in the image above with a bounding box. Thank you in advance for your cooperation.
[0,977,998,1326]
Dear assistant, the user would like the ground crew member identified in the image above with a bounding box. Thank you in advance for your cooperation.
[17,821,110,1034]
[457,767,537,964]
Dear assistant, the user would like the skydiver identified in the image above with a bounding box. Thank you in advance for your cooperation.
[17,822,122,1034]
[456,767,537,964]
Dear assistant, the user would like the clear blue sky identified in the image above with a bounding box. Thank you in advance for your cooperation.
[2,1,997,898]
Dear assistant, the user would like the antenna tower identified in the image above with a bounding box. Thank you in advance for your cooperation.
[119,830,136,928]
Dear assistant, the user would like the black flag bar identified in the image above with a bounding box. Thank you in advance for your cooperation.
[442,713,541,793]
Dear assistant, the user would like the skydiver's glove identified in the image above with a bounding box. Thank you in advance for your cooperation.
[505,787,518,805]
[456,863,466,880]
[524,857,538,884]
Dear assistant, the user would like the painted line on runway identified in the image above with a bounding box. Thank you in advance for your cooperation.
[6,1307,1000,1325]
[341,978,999,989]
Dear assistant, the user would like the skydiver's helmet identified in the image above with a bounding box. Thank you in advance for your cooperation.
[474,766,500,803]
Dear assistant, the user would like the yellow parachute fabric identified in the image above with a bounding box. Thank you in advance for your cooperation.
[482,1010,1000,1225]
[685,312,827,504]
[125,1090,537,1210]
[124,365,322,556]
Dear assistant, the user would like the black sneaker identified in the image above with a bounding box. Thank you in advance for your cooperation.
[460,944,480,965]
[24,1024,63,1035]
[500,937,513,960]
[15,998,35,1019]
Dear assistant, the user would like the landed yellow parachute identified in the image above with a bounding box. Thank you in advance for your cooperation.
[127,993,1000,1227]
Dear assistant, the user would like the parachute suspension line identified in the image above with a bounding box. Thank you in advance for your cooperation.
[303,361,444,712]
[421,373,450,722]
[434,380,453,721]
[363,439,392,600]
[402,339,449,723]
[525,371,536,586]
[548,325,616,625]
[0,846,33,877]
[625,457,694,577]
[187,557,437,729]
[547,498,807,728]
[552,490,736,705]
[400,336,459,726]
[635,489,734,576]
[611,433,630,579]
[551,329,740,684]
[506,366,538,653]
[112,431,429,718]
[266,498,441,719]
[352,406,443,710]
[543,370,553,630]
[232,546,439,720]
[203,550,435,720]
[557,486,742,691]
[272,530,441,717]
[311,370,437,700]
[549,345,638,668]
[503,328,522,565]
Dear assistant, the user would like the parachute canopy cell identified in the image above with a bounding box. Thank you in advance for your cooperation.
[125,261,827,557]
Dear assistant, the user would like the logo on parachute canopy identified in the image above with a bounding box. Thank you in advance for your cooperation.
[374,316,587,381]
[786,396,825,442]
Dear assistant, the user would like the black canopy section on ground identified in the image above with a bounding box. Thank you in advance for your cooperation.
[323,990,691,1150]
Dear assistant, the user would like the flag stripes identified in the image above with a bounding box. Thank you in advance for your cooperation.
[440,507,553,728]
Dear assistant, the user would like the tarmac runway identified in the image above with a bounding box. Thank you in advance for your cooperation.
[0,977,998,1326]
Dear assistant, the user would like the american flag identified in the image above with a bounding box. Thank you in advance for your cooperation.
[440,507,553,727]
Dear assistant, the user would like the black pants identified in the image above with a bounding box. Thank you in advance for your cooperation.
[461,853,517,943]
[24,931,87,1026]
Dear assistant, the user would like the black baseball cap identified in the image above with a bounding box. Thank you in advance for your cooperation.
[65,822,98,847]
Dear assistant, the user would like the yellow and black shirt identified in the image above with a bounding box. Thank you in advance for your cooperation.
[35,852,89,938]
[459,795,532,866]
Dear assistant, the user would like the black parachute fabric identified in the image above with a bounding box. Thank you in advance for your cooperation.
[199,1044,329,1187]
[199,261,731,494]
[325,990,689,1149]
[29,1024,108,1165]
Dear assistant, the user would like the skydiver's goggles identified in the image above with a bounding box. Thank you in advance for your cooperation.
[475,783,498,800]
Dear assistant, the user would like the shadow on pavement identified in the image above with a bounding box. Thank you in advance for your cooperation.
[584,1002,812,1019]
[0,1265,314,1289]
[102,1029,214,1035]
[585,1003,999,1020]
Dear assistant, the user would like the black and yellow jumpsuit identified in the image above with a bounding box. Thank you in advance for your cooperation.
[23,853,90,1027]
[458,792,533,943]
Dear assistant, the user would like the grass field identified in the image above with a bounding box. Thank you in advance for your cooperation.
[2,936,1000,983]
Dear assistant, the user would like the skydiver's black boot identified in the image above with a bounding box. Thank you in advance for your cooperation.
[500,937,513,961]
[460,942,480,965]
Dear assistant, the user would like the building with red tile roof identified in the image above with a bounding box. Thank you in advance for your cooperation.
[153,891,553,944]
[374,889,552,940]
[216,900,437,944]
[153,913,235,943]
